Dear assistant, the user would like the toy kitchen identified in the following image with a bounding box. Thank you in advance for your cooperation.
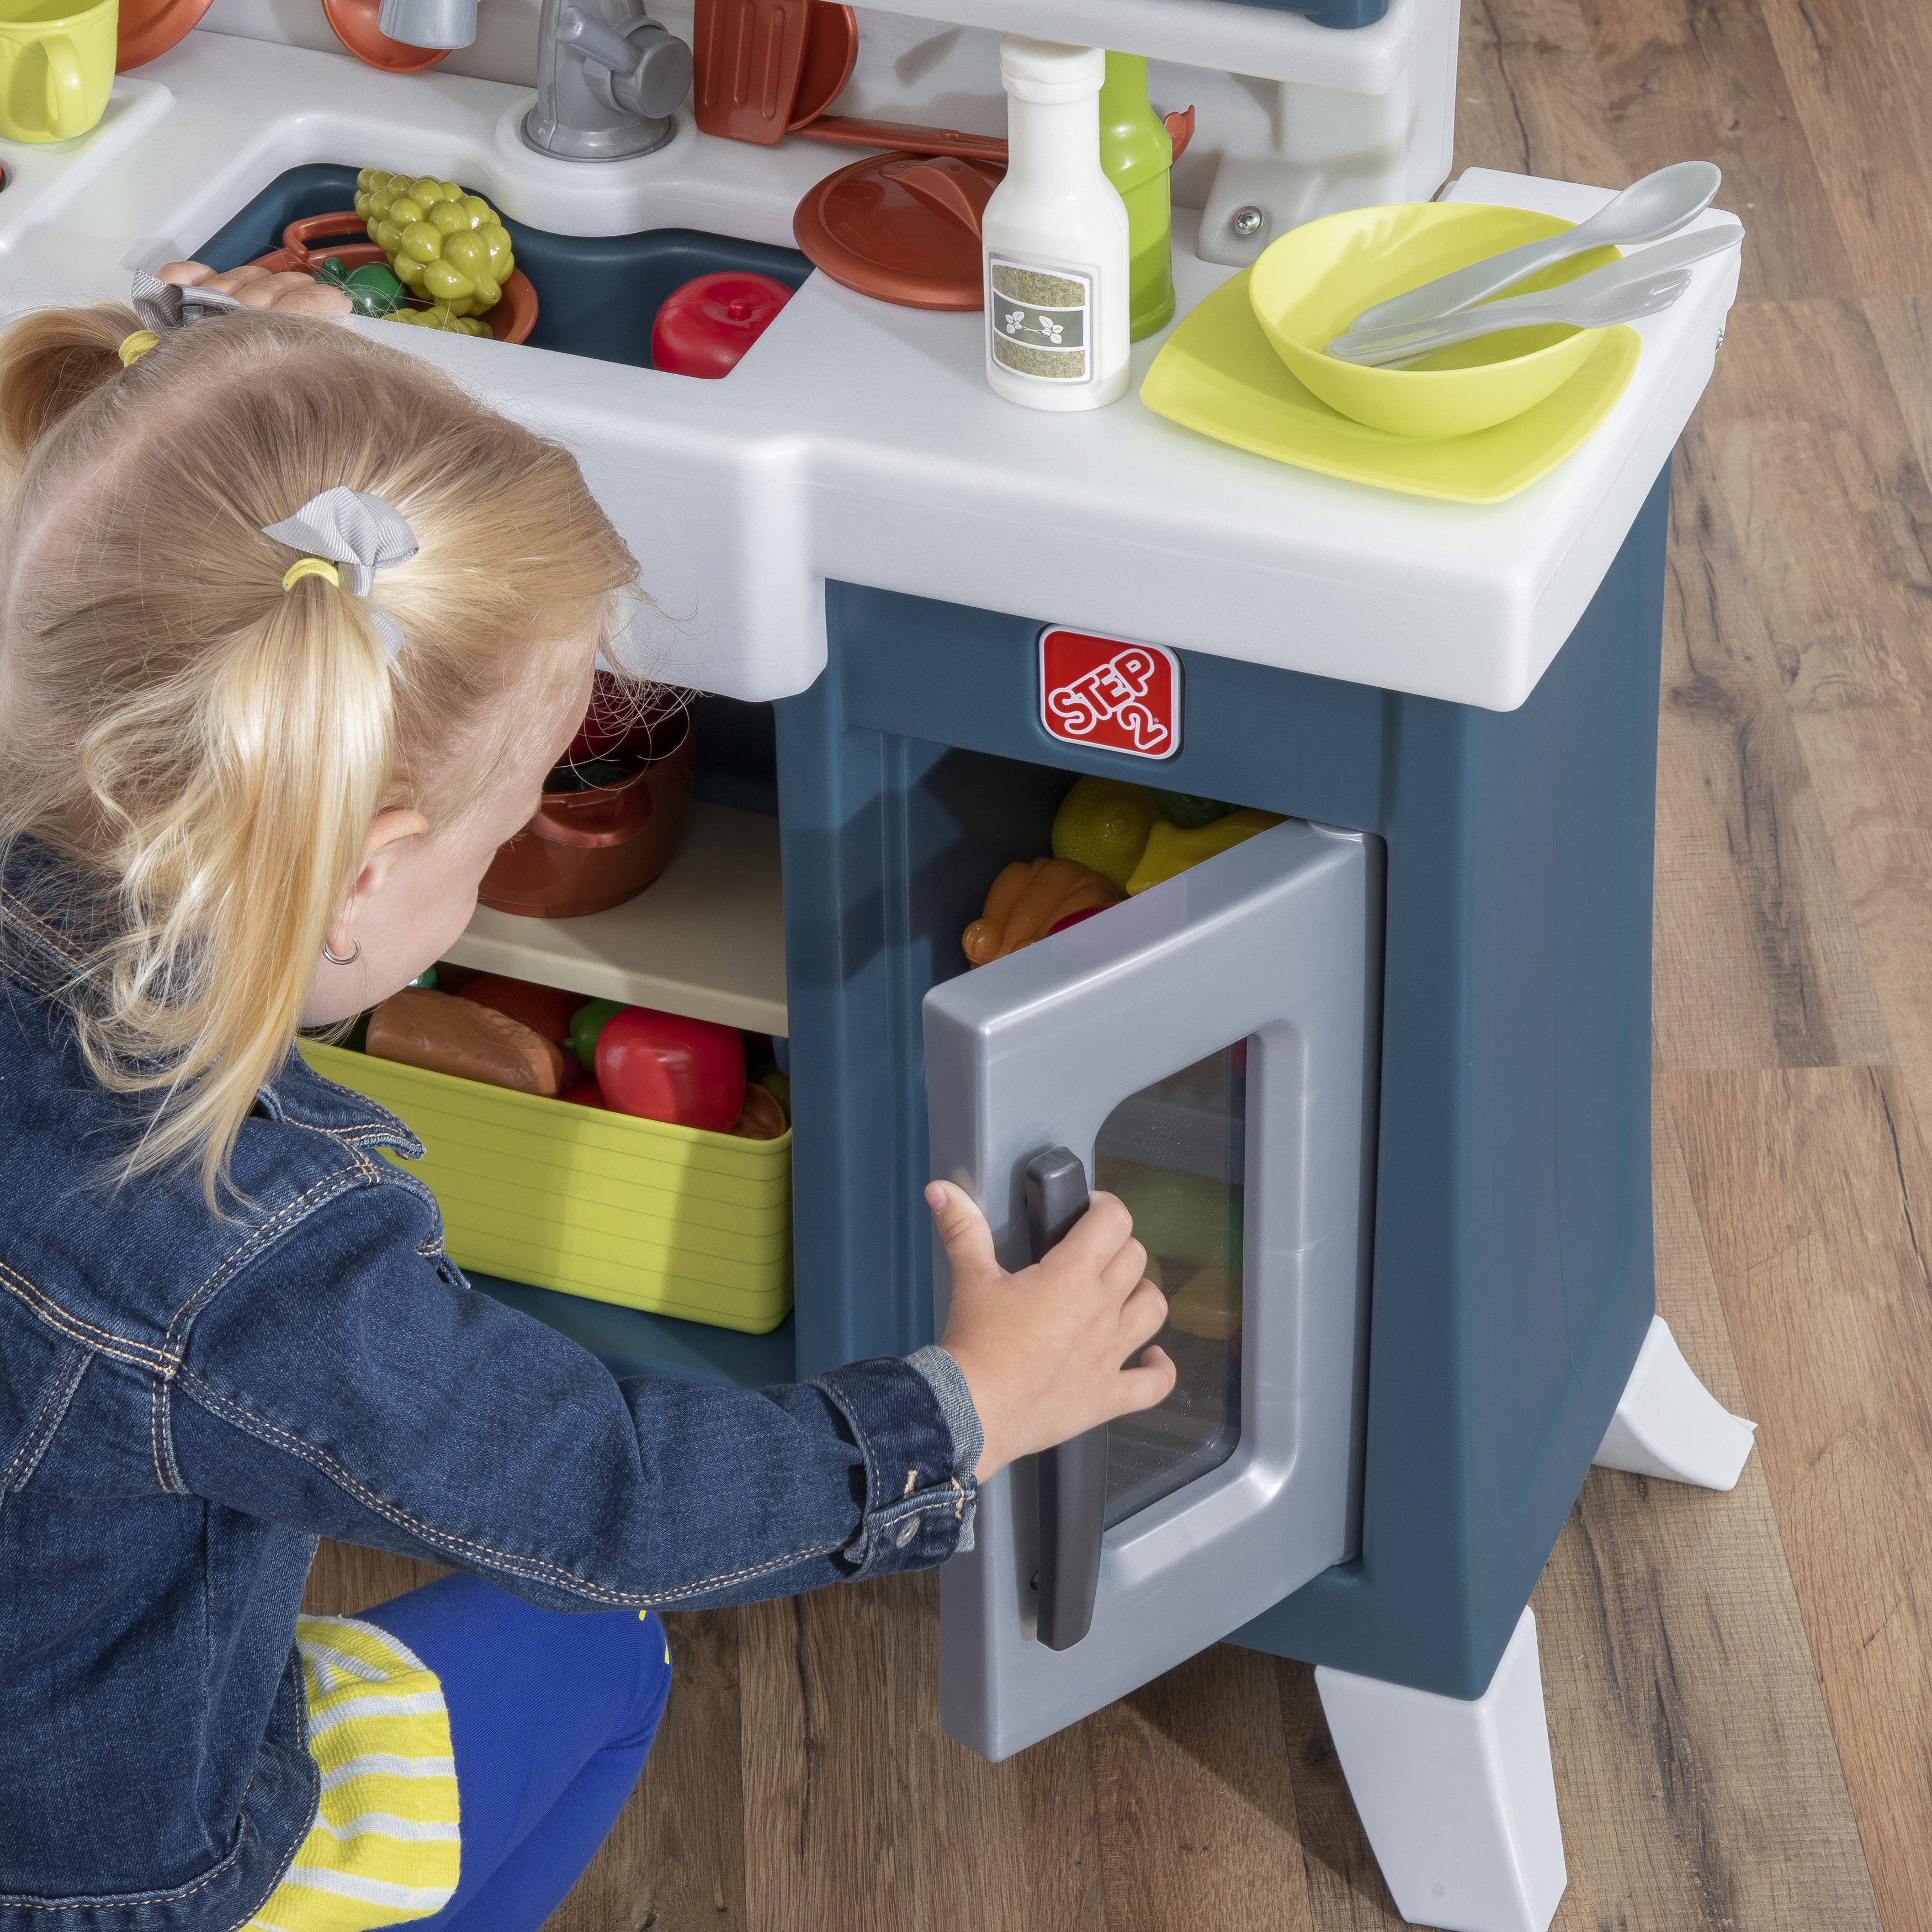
[0,0,1765,1924]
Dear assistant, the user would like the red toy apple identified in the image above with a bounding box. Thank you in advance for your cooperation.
[595,1006,746,1132]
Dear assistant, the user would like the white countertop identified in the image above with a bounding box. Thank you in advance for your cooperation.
[0,36,1740,710]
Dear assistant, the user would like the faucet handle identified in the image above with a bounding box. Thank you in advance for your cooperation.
[556,8,693,121]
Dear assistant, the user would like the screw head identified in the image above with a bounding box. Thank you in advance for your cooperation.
[1232,205,1266,240]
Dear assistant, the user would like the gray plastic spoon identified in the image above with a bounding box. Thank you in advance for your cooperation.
[1327,222,1740,367]
[1328,271,1686,370]
[1347,160,1723,335]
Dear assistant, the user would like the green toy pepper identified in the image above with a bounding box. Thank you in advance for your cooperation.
[567,998,625,1075]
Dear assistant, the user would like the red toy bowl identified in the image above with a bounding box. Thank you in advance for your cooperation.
[249,213,538,346]
[651,270,795,378]
[479,712,697,919]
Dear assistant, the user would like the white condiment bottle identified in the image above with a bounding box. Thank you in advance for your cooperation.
[981,37,1131,411]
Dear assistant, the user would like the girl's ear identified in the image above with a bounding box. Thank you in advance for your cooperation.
[340,805,431,938]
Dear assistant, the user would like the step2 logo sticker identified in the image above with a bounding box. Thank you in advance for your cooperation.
[1039,628,1181,760]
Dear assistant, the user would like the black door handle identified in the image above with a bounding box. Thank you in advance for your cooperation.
[1026,1145,1106,1652]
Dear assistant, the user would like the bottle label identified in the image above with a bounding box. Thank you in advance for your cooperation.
[989,257,1092,383]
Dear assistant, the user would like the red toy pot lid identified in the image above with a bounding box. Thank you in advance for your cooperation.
[793,152,1002,311]
[651,271,795,378]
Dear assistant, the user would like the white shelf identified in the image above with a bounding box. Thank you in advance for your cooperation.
[445,802,789,1037]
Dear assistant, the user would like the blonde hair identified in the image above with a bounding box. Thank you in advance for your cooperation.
[0,300,637,1207]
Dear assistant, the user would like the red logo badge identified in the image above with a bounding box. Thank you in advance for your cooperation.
[1038,628,1181,761]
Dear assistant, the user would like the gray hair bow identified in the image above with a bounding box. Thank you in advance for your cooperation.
[130,268,250,333]
[261,486,419,659]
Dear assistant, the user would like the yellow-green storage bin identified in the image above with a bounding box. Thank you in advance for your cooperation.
[300,1042,792,1333]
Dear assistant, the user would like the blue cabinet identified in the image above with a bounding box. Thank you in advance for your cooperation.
[777,462,1670,1706]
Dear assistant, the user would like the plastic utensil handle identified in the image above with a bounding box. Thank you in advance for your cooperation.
[41,32,84,140]
[1349,209,1737,335]
[1335,269,1688,368]
[1027,1145,1107,1654]
[1328,226,1737,360]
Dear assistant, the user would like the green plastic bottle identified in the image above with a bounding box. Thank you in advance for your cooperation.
[1098,51,1175,341]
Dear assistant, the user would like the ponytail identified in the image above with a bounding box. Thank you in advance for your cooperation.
[0,299,637,1207]
[0,302,138,476]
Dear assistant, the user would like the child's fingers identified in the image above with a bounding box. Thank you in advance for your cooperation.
[1100,1235,1149,1297]
[154,259,214,286]
[1118,1277,1170,1352]
[194,264,277,299]
[926,1181,1001,1284]
[272,286,355,319]
[1054,1189,1135,1271]
[1112,1346,1179,1418]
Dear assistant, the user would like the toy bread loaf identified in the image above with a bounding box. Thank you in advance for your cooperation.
[367,988,576,1097]
[963,857,1121,966]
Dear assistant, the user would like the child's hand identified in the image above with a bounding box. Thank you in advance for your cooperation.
[930,1181,1175,1483]
[155,261,353,321]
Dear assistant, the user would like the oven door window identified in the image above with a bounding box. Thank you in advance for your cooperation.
[1095,1043,1247,1528]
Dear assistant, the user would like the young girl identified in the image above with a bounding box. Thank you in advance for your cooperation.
[0,266,1173,1931]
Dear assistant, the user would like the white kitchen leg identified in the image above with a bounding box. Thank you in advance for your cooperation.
[1315,1607,1565,1932]
[1591,1314,1757,1490]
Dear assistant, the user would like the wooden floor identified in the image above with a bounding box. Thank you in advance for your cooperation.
[302,1,1932,1924]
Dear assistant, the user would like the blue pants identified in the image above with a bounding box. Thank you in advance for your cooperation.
[357,1572,672,1931]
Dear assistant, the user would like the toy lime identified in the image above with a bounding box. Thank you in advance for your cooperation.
[1126,808,1287,894]
[354,168,516,320]
[567,997,625,1074]
[1050,774,1161,891]
[1148,788,1232,830]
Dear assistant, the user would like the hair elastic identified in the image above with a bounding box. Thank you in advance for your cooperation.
[262,487,419,659]
[282,559,342,593]
[118,331,160,368]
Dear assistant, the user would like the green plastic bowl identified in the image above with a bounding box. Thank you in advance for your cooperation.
[1248,203,1624,439]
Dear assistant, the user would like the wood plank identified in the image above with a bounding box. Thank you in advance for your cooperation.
[1695,300,1932,1116]
[1577,0,1853,301]
[890,1572,1036,1932]
[1452,0,1628,189]
[1865,296,1932,490]
[1757,0,1932,298]
[1650,418,1889,1070]
[1527,1081,1880,1929]
[1091,1643,1315,1932]
[1669,1064,1932,1932]
[300,1537,449,1615]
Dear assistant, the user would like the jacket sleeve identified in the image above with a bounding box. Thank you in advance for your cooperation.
[164,1168,977,1612]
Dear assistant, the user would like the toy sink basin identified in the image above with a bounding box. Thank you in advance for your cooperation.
[1248,203,1625,439]
[198,164,814,371]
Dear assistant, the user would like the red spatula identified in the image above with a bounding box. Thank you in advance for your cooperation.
[693,0,813,144]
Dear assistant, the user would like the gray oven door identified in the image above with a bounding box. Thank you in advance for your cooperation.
[923,819,1381,1761]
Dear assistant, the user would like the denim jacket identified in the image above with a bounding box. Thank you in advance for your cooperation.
[0,861,979,1930]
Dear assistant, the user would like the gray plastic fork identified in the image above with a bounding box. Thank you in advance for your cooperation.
[1325,223,1741,369]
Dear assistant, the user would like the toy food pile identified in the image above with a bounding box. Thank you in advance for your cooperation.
[962,775,1286,965]
[347,965,789,1139]
[347,169,518,337]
